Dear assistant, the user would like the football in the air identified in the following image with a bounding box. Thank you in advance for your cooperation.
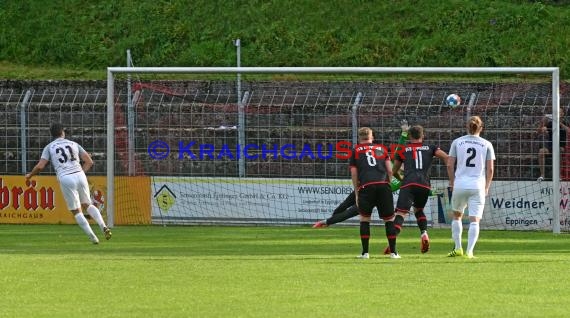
[446,94,461,107]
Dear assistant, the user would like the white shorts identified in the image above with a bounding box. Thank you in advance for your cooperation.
[451,188,485,219]
[58,172,91,211]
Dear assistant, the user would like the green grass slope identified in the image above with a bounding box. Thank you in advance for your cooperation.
[1,1,569,79]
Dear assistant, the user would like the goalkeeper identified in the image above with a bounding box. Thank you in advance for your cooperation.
[312,119,410,228]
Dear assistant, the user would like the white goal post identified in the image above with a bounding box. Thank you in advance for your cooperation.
[106,66,562,233]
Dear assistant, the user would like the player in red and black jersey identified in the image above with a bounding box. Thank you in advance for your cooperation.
[312,120,410,229]
[391,125,448,255]
[349,127,399,259]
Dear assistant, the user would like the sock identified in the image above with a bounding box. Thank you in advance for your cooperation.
[451,219,463,250]
[414,209,428,234]
[327,205,359,225]
[360,221,370,254]
[385,220,397,254]
[74,213,97,241]
[394,214,405,235]
[466,222,480,255]
[86,205,107,232]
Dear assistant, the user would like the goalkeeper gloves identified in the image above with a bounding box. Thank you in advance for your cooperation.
[400,119,410,132]
[390,177,401,192]
[400,119,409,138]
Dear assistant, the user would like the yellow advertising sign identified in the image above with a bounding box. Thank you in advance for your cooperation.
[0,175,151,225]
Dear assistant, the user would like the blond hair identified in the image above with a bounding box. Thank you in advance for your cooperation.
[467,116,483,135]
[358,127,373,142]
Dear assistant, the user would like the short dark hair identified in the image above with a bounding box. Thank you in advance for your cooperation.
[409,125,424,140]
[50,123,64,138]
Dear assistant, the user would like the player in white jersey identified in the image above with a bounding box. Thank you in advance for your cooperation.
[446,116,495,258]
[25,123,112,244]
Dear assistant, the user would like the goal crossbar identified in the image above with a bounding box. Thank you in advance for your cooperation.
[107,66,558,75]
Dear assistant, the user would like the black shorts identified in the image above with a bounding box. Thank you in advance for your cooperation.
[358,184,393,220]
[395,185,431,213]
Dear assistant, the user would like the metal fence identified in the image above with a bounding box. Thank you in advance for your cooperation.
[2,80,569,181]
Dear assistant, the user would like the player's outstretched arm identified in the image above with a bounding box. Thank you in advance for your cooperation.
[393,119,410,156]
[398,119,410,143]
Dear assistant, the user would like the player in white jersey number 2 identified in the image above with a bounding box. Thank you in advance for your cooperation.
[446,116,495,259]
[25,123,112,244]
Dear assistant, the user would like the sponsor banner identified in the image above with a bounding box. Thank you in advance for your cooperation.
[0,176,151,225]
[150,177,436,225]
[0,175,106,224]
[432,180,569,231]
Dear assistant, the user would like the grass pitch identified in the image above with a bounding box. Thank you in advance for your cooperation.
[0,224,568,318]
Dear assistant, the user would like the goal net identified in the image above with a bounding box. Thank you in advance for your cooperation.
[107,67,568,233]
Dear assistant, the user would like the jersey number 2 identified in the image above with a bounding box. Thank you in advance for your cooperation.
[466,147,476,167]
[56,146,77,163]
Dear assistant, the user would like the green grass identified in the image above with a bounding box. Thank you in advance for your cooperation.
[2,1,570,79]
[0,225,568,318]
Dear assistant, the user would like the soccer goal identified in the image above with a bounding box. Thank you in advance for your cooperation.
[106,67,568,233]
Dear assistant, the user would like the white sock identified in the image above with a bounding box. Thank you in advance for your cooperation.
[86,205,107,232]
[466,222,480,255]
[74,213,98,242]
[451,220,463,250]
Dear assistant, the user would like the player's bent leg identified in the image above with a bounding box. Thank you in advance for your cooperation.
[414,208,430,253]
[61,177,99,244]
[393,210,406,235]
[71,209,99,244]
[314,204,359,228]
[317,193,357,229]
[83,203,106,230]
[333,191,356,215]
[83,203,112,240]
